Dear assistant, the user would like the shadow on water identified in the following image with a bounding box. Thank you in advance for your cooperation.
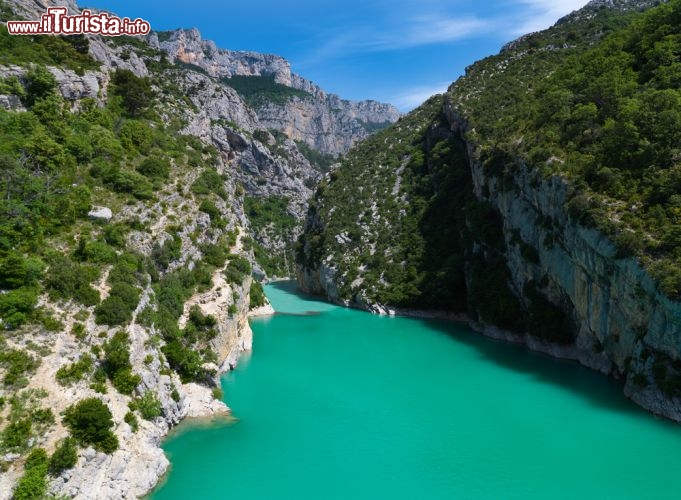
[266,280,336,315]
[416,316,656,419]
[267,281,674,426]
[268,280,323,299]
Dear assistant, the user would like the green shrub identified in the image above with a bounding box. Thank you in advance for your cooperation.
[110,69,153,117]
[49,437,78,475]
[201,243,228,268]
[24,66,57,107]
[191,168,227,199]
[249,281,266,308]
[45,255,100,306]
[1,418,31,451]
[63,398,118,454]
[224,256,251,284]
[0,348,39,388]
[13,457,48,500]
[199,200,221,220]
[112,369,141,396]
[95,284,140,326]
[24,447,48,470]
[0,287,38,329]
[56,355,93,386]
[137,156,170,180]
[124,411,139,432]
[136,391,162,420]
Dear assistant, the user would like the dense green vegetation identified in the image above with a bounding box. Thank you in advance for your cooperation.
[63,398,118,454]
[249,281,266,309]
[294,140,336,173]
[450,0,681,298]
[103,331,141,395]
[299,0,681,348]
[222,74,312,108]
[299,96,478,309]
[0,24,98,74]
[244,195,296,276]
[12,447,48,500]
[48,437,78,475]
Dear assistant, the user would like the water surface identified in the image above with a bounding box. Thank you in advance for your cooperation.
[153,281,681,499]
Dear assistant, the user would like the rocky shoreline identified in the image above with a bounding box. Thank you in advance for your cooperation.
[298,269,681,423]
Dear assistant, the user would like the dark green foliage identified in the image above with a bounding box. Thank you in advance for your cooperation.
[23,66,57,107]
[55,355,93,386]
[191,168,227,199]
[124,411,139,432]
[45,255,100,306]
[244,195,296,276]
[161,340,206,383]
[0,347,39,388]
[1,418,31,450]
[103,223,129,248]
[151,234,182,272]
[137,156,170,180]
[448,0,681,298]
[63,398,118,453]
[249,281,266,308]
[244,195,296,232]
[48,437,78,475]
[199,200,221,221]
[105,331,133,372]
[222,74,311,108]
[147,264,222,383]
[0,24,99,73]
[294,141,336,173]
[224,255,251,284]
[95,273,140,326]
[13,448,48,500]
[110,69,153,117]
[201,243,229,268]
[24,447,48,470]
[112,369,141,396]
[95,286,139,326]
[135,391,162,420]
[0,287,38,329]
[103,331,140,395]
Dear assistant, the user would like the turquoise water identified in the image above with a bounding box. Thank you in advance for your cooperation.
[153,282,681,499]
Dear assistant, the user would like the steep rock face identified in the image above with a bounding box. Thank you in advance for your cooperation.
[296,0,681,422]
[157,28,400,155]
[0,0,284,497]
[444,106,681,421]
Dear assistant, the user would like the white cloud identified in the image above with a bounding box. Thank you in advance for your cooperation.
[298,14,492,66]
[369,15,490,51]
[511,0,590,35]
[391,81,451,111]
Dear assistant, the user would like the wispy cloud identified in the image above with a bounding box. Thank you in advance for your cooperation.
[299,14,492,66]
[510,0,589,35]
[369,15,490,51]
[391,81,451,111]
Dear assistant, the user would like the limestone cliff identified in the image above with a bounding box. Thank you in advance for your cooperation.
[296,0,681,422]
[156,28,401,155]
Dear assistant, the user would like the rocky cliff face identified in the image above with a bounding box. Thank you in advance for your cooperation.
[156,28,400,155]
[0,0,358,496]
[296,0,681,422]
[444,105,681,421]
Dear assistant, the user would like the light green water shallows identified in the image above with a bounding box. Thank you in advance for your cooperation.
[152,282,681,499]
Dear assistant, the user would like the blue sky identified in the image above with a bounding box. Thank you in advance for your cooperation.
[86,0,589,110]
